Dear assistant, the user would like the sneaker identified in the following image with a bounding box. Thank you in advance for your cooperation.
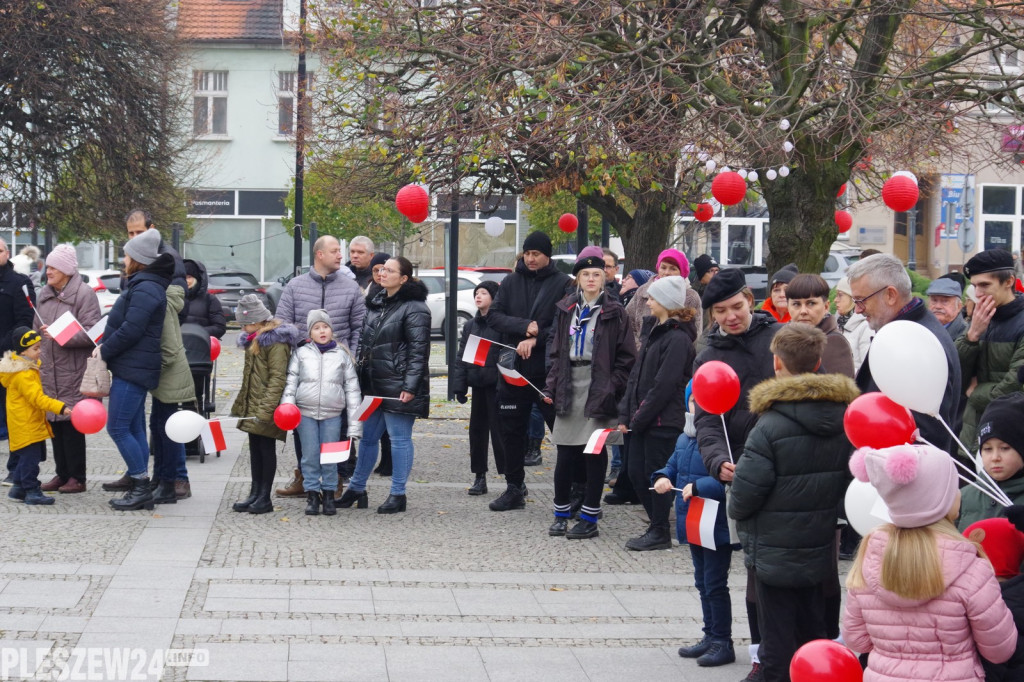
[1,475,14,487]
[489,485,525,512]
[678,637,712,659]
[696,641,735,667]
[24,488,55,506]
[742,662,765,682]
[8,485,25,501]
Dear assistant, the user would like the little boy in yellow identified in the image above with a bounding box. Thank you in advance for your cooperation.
[0,327,70,505]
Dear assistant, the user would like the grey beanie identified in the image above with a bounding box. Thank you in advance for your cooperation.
[306,309,331,331]
[124,227,162,265]
[648,275,689,311]
[235,294,273,324]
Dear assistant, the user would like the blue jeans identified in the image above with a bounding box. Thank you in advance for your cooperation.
[610,444,622,470]
[107,377,149,477]
[527,404,545,440]
[348,410,415,495]
[150,399,188,482]
[12,442,44,490]
[296,414,342,493]
[689,543,734,642]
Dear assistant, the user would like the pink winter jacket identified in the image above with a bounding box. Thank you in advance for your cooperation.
[843,529,1017,682]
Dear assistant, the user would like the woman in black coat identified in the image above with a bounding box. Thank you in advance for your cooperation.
[180,259,226,339]
[338,256,431,514]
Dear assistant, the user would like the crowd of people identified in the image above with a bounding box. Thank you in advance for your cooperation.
[6,215,1024,681]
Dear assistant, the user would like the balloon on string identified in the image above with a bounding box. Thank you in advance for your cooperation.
[558,213,578,233]
[274,403,302,431]
[835,210,853,234]
[165,410,208,443]
[71,398,107,434]
[483,216,505,237]
[790,639,863,682]
[868,320,948,415]
[845,479,888,536]
[694,203,715,223]
[395,184,430,223]
[210,336,221,362]
[692,361,741,415]
[844,393,916,449]
[711,171,747,206]
[882,175,919,212]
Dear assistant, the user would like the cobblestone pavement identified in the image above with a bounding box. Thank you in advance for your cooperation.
[0,339,845,681]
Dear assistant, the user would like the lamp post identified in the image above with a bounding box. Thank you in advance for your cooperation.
[292,0,308,276]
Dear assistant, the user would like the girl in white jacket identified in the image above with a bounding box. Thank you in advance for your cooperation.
[281,309,363,516]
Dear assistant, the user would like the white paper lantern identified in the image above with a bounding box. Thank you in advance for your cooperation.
[483,216,505,237]
[778,166,790,177]
[779,119,791,131]
[747,170,759,182]
[705,159,717,173]
[892,170,919,185]
[737,169,748,180]
[721,166,731,173]
[783,141,794,153]
[765,169,778,181]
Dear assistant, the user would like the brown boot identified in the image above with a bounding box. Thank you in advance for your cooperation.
[275,469,304,497]
[174,479,192,499]
[40,476,65,492]
[101,473,133,492]
[58,478,86,494]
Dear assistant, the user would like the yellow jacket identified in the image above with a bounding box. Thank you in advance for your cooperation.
[0,352,66,452]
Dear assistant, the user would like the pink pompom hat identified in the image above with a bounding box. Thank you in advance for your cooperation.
[849,443,959,528]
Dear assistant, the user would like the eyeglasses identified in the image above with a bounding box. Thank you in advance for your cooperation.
[852,286,888,308]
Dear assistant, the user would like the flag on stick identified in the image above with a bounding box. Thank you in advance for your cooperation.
[585,428,616,454]
[48,311,85,347]
[320,441,352,464]
[498,364,530,387]
[462,334,493,366]
[87,317,108,345]
[685,497,719,550]
[353,396,384,422]
[200,420,227,454]
[22,284,43,325]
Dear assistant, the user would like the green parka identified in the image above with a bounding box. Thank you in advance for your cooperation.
[151,285,196,405]
[957,472,1024,531]
[231,321,301,441]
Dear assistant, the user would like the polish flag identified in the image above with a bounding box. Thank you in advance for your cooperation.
[585,428,615,454]
[497,364,529,387]
[87,317,108,344]
[461,334,492,366]
[320,440,351,464]
[200,420,227,454]
[353,396,383,422]
[685,497,720,551]
[22,284,33,308]
[48,311,85,346]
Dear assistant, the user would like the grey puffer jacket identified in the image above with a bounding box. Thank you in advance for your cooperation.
[281,341,363,437]
[275,268,366,354]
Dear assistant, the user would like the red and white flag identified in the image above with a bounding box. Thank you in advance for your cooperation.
[685,497,720,551]
[353,396,383,422]
[497,364,529,387]
[200,420,227,454]
[87,317,108,344]
[320,440,352,464]
[461,334,493,366]
[585,428,615,454]
[48,311,85,346]
[21,284,33,308]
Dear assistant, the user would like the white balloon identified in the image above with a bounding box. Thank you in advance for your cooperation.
[868,320,948,416]
[747,170,759,182]
[737,169,748,179]
[483,216,505,237]
[845,479,890,536]
[165,411,207,444]
[705,159,717,173]
[783,141,794,153]
[892,170,919,185]
[779,118,791,131]
[765,169,778,181]
[778,166,790,177]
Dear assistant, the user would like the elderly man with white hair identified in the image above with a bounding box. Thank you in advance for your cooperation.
[346,235,375,291]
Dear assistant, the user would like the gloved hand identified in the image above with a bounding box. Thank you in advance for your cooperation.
[455,393,468,404]
[1006,504,1024,533]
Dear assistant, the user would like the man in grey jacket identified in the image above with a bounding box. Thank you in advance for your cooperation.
[274,235,367,497]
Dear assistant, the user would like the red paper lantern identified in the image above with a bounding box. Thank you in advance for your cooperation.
[834,210,853,233]
[843,393,916,449]
[711,171,747,206]
[692,361,741,415]
[71,398,107,435]
[694,203,715,222]
[210,336,221,362]
[395,184,430,223]
[836,182,847,198]
[273,404,302,431]
[882,175,919,212]
[558,213,578,233]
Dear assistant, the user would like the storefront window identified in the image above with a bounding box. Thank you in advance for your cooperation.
[982,186,1017,215]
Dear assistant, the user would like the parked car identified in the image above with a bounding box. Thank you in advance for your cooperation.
[416,268,483,339]
[206,268,272,322]
[458,266,513,283]
[822,243,862,287]
[78,269,122,317]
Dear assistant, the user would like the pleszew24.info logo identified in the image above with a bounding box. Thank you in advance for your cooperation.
[1,647,209,680]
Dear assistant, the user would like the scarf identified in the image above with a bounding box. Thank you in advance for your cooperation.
[837,311,851,332]
[315,340,337,353]
[570,293,602,358]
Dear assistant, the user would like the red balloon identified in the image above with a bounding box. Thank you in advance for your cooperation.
[882,175,919,212]
[837,182,847,198]
[790,639,862,682]
[694,202,715,222]
[71,398,107,434]
[835,210,853,234]
[273,403,302,431]
[558,213,578,233]
[692,361,741,415]
[844,392,916,449]
[210,336,221,362]
[395,184,430,223]
[711,171,747,206]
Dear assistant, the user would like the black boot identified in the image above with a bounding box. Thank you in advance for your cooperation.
[152,479,178,505]
[248,483,274,514]
[101,473,133,492]
[232,483,259,512]
[548,516,569,536]
[524,437,543,466]
[566,518,599,539]
[148,478,161,492]
[305,491,321,516]
[337,488,368,509]
[489,484,525,511]
[377,494,407,514]
[625,525,672,551]
[321,489,336,516]
[375,433,393,476]
[467,475,487,496]
[109,477,155,512]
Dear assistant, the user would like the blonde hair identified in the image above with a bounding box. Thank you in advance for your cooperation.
[124,256,144,277]
[847,518,984,601]
[247,319,281,355]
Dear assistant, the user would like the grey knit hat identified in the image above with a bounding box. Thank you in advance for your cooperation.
[124,228,162,265]
[235,294,273,324]
[648,275,689,311]
[306,309,331,331]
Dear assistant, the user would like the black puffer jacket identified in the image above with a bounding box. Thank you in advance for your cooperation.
[451,312,501,393]
[619,316,697,433]
[694,311,780,480]
[180,259,226,339]
[357,280,432,418]
[728,374,859,588]
[0,262,35,353]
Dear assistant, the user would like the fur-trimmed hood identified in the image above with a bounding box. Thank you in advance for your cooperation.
[367,279,428,310]
[749,373,860,414]
[0,351,38,386]
[236,321,303,349]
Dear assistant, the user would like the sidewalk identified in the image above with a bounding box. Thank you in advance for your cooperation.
[0,340,779,681]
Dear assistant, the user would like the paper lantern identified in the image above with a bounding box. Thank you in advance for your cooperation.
[882,175,919,212]
[765,169,778,181]
[778,166,790,177]
[892,170,918,184]
[837,182,847,198]
[835,210,853,233]
[395,184,430,223]
[779,119,791,131]
[705,159,717,173]
[737,169,748,180]
[747,170,759,182]
[783,141,794,153]
[694,203,715,222]
[558,213,578,233]
[483,216,505,237]
[711,171,747,206]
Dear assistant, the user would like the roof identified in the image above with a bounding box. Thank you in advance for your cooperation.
[177,0,284,42]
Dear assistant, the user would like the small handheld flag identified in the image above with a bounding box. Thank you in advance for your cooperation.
[584,428,616,454]
[353,396,384,422]
[48,311,85,347]
[87,317,108,345]
[200,420,227,454]
[320,441,352,464]
[497,364,529,387]
[685,497,719,550]
[22,284,43,325]
[462,334,493,366]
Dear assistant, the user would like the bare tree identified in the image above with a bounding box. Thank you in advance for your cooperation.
[312,1,1024,271]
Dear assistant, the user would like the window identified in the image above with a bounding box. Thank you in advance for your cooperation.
[194,71,228,136]
[277,71,314,136]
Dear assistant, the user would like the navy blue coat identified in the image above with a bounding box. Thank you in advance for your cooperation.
[653,432,730,548]
[101,256,172,390]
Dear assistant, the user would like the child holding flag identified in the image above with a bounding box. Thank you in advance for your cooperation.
[451,280,504,496]
[280,309,363,516]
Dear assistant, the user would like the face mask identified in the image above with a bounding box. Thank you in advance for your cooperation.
[684,412,696,438]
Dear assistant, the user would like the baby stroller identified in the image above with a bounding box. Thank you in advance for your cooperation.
[181,323,219,463]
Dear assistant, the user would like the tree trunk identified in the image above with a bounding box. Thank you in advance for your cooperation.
[586,190,679,273]
[761,167,844,275]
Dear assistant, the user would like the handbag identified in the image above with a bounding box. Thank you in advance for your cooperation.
[79,356,111,398]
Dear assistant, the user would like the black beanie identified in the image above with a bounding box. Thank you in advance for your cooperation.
[522,231,553,258]
[693,254,718,280]
[965,249,1015,278]
[370,252,392,268]
[701,268,747,309]
[978,393,1024,457]
[769,263,799,288]
[474,280,499,299]
[184,260,201,281]
[12,326,40,352]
